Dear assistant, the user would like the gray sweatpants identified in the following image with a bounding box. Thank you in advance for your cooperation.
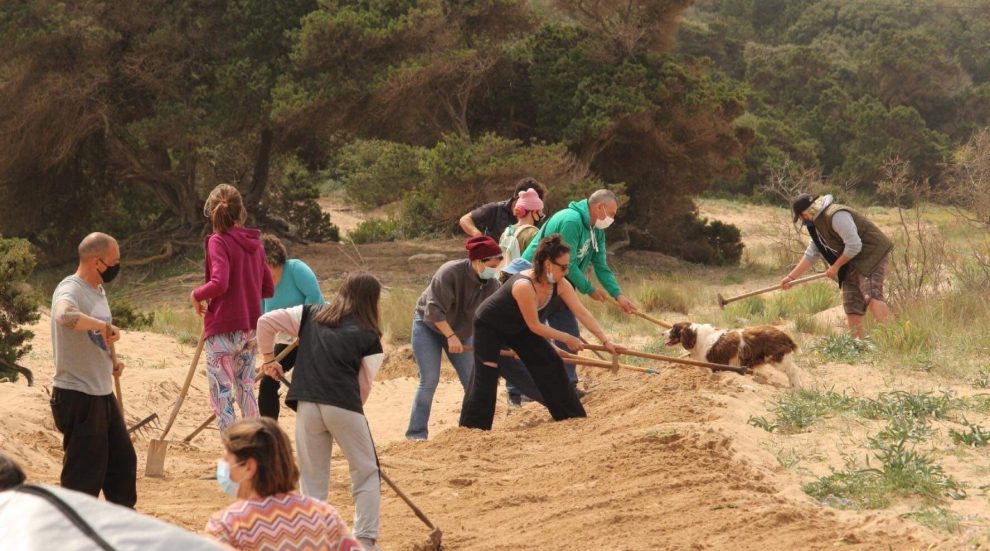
[295,401,381,540]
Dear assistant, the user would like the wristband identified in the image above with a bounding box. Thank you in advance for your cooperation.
[444,333,454,340]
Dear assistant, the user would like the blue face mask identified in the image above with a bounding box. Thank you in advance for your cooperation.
[480,267,498,280]
[216,459,240,498]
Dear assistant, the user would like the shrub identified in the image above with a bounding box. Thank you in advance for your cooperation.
[402,133,601,237]
[334,140,425,208]
[0,236,40,383]
[349,218,400,244]
[270,157,340,242]
[812,334,877,362]
[112,299,155,330]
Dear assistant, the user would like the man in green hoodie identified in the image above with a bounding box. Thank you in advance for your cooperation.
[521,189,637,390]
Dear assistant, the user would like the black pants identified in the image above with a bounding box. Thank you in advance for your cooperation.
[459,323,585,430]
[259,343,297,420]
[50,387,137,508]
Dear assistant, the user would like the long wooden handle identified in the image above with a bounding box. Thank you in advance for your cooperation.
[187,340,300,443]
[158,332,206,440]
[559,351,657,374]
[581,343,747,374]
[381,470,437,530]
[633,311,673,329]
[718,272,827,308]
[110,341,124,415]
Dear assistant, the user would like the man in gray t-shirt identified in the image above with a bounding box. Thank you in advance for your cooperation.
[49,232,136,507]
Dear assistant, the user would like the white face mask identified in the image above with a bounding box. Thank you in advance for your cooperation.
[547,272,557,284]
[594,205,614,229]
[216,459,240,498]
[480,267,498,280]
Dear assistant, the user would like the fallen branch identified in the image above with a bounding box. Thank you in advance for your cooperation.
[0,357,34,386]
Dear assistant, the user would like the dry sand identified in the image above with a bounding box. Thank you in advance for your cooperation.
[0,313,957,550]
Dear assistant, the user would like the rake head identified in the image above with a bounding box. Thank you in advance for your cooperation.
[127,412,162,438]
[717,292,728,309]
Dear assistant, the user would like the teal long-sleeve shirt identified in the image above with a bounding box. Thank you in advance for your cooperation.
[263,259,325,312]
[521,199,622,298]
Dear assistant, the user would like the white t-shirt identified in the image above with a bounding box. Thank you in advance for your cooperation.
[50,275,113,396]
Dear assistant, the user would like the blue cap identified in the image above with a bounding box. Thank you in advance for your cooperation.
[501,258,533,275]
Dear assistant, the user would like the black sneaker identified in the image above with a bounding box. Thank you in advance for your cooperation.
[507,393,523,408]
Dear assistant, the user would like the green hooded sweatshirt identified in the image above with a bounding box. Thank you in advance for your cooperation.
[521,199,622,297]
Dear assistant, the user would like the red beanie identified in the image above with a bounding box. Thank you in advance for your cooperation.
[465,236,501,261]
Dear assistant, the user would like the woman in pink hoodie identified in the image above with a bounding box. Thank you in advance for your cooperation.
[192,184,275,431]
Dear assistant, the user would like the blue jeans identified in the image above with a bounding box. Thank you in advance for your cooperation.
[547,306,580,385]
[406,317,474,440]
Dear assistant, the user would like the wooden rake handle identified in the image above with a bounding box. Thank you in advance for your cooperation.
[581,343,748,374]
[632,310,673,329]
[718,272,827,309]
[110,341,124,416]
[184,340,299,443]
[158,332,206,440]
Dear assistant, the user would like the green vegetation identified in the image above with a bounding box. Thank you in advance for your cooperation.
[811,335,877,363]
[0,236,39,383]
[724,281,838,325]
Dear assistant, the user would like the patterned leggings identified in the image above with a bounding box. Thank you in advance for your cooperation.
[205,330,260,432]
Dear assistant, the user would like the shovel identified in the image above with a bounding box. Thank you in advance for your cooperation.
[146,331,206,477]
[717,272,827,309]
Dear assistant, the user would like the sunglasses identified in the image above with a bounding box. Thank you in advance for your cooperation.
[551,260,568,271]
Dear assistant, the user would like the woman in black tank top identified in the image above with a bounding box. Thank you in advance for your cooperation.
[459,235,623,430]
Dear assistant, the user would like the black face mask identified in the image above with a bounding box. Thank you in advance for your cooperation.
[99,262,121,283]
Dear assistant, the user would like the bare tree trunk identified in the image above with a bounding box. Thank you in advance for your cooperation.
[244,128,273,210]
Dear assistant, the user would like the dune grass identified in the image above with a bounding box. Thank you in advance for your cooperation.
[722,281,839,326]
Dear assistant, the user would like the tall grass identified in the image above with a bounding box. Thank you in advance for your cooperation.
[149,307,202,346]
[380,286,421,345]
[868,290,990,378]
[636,279,692,314]
[723,281,839,325]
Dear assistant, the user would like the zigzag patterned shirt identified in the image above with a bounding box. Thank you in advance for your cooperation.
[205,492,362,551]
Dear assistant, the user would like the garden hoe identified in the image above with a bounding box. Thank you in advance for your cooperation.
[717,272,827,309]
[146,331,205,477]
[381,470,443,550]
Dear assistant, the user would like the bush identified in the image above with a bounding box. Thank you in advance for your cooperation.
[270,158,340,242]
[112,299,155,330]
[334,140,425,208]
[0,236,40,383]
[349,218,400,244]
[402,133,602,238]
[633,212,744,265]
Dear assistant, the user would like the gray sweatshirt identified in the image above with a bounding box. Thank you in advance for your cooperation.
[803,195,863,262]
[415,259,498,339]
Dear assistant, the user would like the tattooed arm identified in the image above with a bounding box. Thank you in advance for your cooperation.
[53,300,120,344]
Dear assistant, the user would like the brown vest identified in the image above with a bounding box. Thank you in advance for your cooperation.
[813,203,893,277]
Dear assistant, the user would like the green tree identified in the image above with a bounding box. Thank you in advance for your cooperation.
[0,0,328,260]
[0,236,40,384]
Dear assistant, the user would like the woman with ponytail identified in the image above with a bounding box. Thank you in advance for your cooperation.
[192,184,275,432]
[459,234,622,431]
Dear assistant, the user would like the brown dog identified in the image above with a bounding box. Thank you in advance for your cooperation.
[664,321,802,389]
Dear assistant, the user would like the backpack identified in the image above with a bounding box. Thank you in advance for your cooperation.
[498,223,536,262]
